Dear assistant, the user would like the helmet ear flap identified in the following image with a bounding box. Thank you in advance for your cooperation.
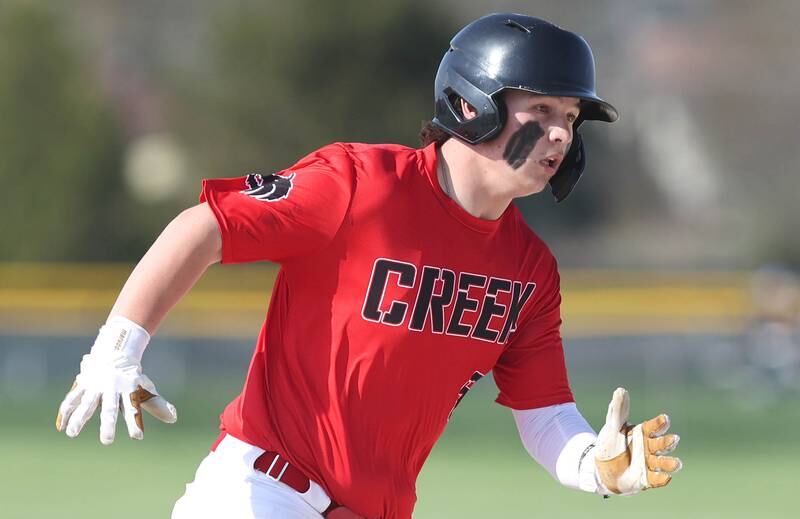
[574,103,588,130]
[549,130,586,203]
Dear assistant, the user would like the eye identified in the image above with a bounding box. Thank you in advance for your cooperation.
[535,104,550,114]
[566,113,578,124]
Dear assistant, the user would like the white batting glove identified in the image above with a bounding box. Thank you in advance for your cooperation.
[55,316,177,445]
[594,387,682,495]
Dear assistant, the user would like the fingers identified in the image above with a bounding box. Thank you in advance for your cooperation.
[604,387,630,431]
[646,470,672,488]
[595,388,632,460]
[647,433,680,455]
[141,395,178,424]
[646,454,683,473]
[65,390,101,438]
[121,385,156,439]
[56,381,82,432]
[99,393,121,445]
[643,417,682,492]
[121,394,144,440]
[642,414,671,437]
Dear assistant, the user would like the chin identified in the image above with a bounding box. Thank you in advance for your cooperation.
[515,180,548,199]
[506,164,551,198]
[528,184,549,197]
[521,172,551,196]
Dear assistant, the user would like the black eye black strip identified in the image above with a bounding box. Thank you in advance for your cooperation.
[503,122,544,169]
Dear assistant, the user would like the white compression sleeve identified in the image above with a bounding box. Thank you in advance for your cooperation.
[512,403,602,493]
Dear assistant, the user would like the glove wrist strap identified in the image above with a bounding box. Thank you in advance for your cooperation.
[90,315,150,362]
[577,444,612,496]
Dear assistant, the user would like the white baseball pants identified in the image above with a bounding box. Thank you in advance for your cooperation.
[172,435,326,519]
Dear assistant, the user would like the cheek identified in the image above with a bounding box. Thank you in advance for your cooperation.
[502,122,544,170]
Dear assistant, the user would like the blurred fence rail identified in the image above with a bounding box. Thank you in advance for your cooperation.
[0,263,752,338]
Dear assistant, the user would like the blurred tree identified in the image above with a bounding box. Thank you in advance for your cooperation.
[0,2,128,260]
[173,0,455,178]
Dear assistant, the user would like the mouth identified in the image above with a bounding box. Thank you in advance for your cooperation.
[539,154,563,174]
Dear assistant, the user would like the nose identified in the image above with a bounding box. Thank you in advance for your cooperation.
[548,124,571,145]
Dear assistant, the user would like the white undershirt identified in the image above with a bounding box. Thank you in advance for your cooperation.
[512,403,602,493]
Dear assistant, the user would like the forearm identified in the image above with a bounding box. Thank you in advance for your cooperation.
[56,203,218,443]
[512,403,601,493]
[109,203,222,334]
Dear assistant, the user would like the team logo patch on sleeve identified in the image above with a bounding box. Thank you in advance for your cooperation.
[242,172,295,202]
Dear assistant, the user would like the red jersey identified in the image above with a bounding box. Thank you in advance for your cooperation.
[200,142,573,519]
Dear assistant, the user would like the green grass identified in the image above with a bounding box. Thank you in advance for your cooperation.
[2,379,798,518]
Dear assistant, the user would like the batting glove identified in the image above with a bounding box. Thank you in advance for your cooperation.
[594,387,682,495]
[55,316,177,445]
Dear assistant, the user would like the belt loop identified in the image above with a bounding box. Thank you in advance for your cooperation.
[276,461,289,480]
[266,454,280,477]
[264,454,291,482]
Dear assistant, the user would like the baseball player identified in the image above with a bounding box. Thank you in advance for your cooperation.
[56,13,681,519]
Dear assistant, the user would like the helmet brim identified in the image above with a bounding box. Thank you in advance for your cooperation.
[501,86,619,123]
[578,97,618,123]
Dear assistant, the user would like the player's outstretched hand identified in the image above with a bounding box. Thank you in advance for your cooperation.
[55,317,177,445]
[594,387,682,495]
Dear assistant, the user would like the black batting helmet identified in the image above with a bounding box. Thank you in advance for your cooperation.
[431,13,618,201]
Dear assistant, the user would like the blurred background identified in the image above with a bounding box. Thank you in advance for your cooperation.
[1,0,798,517]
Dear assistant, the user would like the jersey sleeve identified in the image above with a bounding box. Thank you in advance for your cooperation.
[493,252,574,410]
[199,143,355,264]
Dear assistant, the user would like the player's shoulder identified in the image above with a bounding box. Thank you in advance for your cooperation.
[505,205,558,268]
[335,141,417,156]
[297,142,418,172]
[292,142,355,169]
[336,142,419,169]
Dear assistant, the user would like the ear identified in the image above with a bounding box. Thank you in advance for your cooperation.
[459,98,479,121]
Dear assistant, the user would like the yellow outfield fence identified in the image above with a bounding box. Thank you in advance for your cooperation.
[0,263,755,339]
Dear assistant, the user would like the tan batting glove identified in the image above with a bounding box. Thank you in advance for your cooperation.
[55,316,177,445]
[594,387,682,496]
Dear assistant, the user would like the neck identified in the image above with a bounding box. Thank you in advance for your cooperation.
[436,139,512,220]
